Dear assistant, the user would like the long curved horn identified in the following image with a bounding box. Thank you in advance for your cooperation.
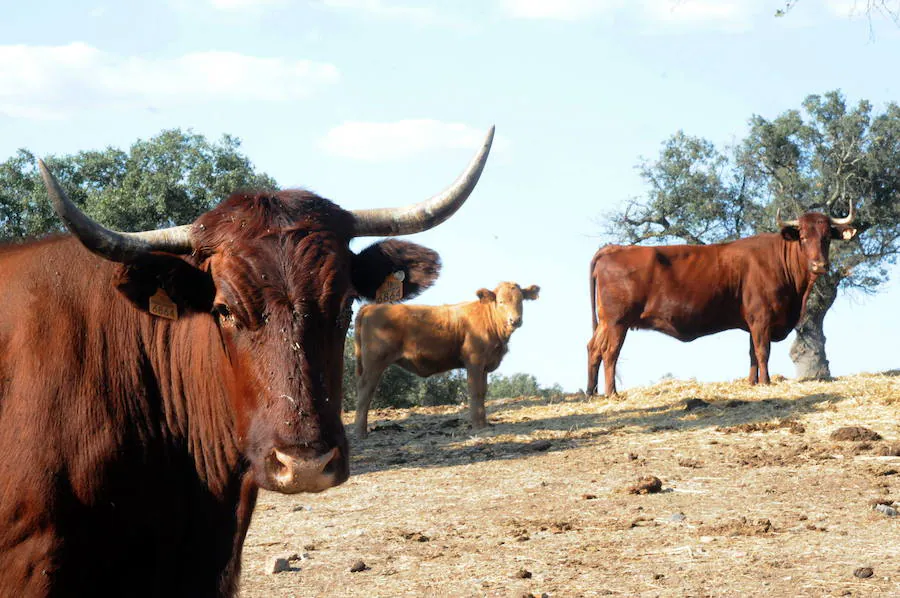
[38,160,194,263]
[350,126,495,237]
[830,197,855,226]
[775,207,800,229]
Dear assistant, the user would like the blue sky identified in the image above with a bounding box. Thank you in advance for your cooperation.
[2,0,899,392]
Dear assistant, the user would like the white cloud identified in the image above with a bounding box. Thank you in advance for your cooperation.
[500,0,624,20]
[207,0,288,11]
[501,0,759,29]
[825,0,866,18]
[321,120,505,162]
[321,0,442,25]
[0,43,339,120]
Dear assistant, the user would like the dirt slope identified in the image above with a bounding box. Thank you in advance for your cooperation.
[240,373,900,597]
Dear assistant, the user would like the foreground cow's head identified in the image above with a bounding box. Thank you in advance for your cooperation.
[778,199,857,275]
[38,127,494,494]
[477,282,540,332]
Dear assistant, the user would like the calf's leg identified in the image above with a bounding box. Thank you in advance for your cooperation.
[354,364,386,439]
[466,366,488,429]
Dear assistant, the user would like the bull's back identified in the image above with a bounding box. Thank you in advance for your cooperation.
[593,245,745,340]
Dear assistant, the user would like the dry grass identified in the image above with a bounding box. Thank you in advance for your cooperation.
[240,373,900,597]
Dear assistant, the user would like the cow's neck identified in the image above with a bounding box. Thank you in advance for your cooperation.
[143,315,244,497]
[783,238,817,300]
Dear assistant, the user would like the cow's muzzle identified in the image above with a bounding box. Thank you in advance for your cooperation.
[509,317,523,329]
[264,446,343,494]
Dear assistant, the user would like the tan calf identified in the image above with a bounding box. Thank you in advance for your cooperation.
[353,282,539,437]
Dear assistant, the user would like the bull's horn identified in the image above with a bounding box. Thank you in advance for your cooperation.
[38,160,194,262]
[776,208,800,229]
[830,197,855,226]
[350,126,495,237]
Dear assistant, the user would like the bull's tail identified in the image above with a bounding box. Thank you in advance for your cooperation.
[590,252,600,333]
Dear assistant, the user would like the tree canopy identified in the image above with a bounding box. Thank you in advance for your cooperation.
[605,90,900,379]
[0,129,277,240]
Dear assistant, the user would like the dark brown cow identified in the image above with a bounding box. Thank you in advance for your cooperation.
[587,205,857,396]
[353,281,539,436]
[0,128,493,597]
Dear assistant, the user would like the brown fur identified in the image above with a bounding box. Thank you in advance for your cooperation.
[0,188,440,597]
[586,213,857,396]
[353,282,539,435]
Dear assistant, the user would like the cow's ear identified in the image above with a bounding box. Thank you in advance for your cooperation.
[114,254,215,317]
[780,226,800,241]
[831,225,857,241]
[521,285,540,300]
[352,239,441,302]
[477,288,496,303]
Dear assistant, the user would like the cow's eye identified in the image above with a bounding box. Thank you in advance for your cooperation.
[214,304,232,319]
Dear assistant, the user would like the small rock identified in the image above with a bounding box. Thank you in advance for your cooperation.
[626,452,639,461]
[830,427,882,442]
[514,568,532,579]
[669,512,686,523]
[853,567,873,579]
[683,398,709,411]
[874,504,899,517]
[266,557,291,574]
[581,493,598,500]
[652,573,665,580]
[625,476,663,495]
[350,560,369,573]
[291,505,311,512]
[528,440,553,452]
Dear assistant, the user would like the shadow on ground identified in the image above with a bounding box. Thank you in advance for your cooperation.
[347,382,853,476]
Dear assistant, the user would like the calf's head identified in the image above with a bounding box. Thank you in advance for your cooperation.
[38,126,493,494]
[778,199,857,276]
[477,282,540,333]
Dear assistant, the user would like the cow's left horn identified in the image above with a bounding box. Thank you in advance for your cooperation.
[38,160,194,262]
[776,208,800,229]
[350,126,495,237]
[830,197,855,226]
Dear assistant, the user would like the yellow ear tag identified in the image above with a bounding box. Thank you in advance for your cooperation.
[149,288,178,320]
[375,271,405,303]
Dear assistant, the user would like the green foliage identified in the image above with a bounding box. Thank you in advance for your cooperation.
[487,372,563,399]
[0,129,276,240]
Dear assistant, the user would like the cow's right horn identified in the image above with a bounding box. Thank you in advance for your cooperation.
[350,126,495,237]
[39,160,194,263]
[829,197,855,226]
[776,208,800,229]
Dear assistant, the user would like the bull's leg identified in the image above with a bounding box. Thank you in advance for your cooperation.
[602,324,627,397]
[354,366,385,439]
[748,335,759,384]
[466,366,488,429]
[586,333,602,396]
[750,327,772,385]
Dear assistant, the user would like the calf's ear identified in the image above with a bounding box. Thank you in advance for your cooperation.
[477,288,496,303]
[780,226,800,242]
[831,225,857,241]
[352,239,441,301]
[114,254,215,318]
[521,284,540,300]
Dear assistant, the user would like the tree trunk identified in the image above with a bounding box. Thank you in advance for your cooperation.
[789,274,840,380]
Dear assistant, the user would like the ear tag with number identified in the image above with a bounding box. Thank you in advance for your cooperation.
[375,271,405,303]
[149,288,178,320]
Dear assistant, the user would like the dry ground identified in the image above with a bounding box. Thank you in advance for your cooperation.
[240,373,900,597]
